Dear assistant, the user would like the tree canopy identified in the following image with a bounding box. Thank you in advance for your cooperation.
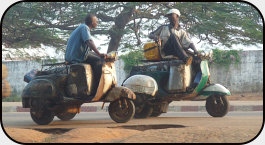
[2,2,263,55]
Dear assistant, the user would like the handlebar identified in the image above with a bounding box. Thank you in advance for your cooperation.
[104,51,118,62]
[186,49,213,60]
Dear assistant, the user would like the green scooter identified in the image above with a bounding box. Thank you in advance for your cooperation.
[122,50,231,118]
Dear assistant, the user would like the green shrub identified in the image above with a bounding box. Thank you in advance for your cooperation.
[2,96,22,102]
[211,49,242,70]
[120,50,144,74]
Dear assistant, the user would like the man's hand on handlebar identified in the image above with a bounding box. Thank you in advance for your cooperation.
[100,53,107,59]
[197,53,203,57]
[154,36,161,44]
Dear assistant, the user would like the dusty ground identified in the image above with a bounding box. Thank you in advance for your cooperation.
[4,127,51,143]
[4,125,262,143]
[3,92,263,143]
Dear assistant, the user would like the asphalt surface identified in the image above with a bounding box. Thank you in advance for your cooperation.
[2,101,263,113]
[1,111,263,128]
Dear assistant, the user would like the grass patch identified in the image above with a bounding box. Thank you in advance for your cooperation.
[2,89,22,102]
[2,96,22,102]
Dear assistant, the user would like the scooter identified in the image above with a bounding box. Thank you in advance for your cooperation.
[22,51,136,125]
[122,50,231,118]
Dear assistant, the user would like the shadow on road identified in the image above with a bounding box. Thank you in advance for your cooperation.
[30,128,74,135]
[108,124,187,131]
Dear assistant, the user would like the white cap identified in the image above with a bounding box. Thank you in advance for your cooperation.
[166,9,181,17]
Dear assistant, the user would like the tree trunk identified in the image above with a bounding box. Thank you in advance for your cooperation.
[107,7,136,53]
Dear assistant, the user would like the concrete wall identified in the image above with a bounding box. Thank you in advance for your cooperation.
[210,50,263,93]
[2,60,43,96]
[2,59,127,97]
[2,50,263,97]
[114,59,127,86]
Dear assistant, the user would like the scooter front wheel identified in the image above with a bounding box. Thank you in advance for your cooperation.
[206,94,230,117]
[108,98,135,123]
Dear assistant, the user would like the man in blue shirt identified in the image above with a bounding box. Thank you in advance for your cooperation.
[65,14,106,63]
[65,14,106,95]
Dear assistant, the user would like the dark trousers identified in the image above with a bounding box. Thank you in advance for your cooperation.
[163,34,189,60]
[84,51,104,95]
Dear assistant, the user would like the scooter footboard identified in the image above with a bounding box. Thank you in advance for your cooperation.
[104,86,136,102]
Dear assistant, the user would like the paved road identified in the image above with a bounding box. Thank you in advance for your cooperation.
[1,111,264,143]
[1,111,263,128]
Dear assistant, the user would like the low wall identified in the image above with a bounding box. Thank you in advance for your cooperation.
[2,59,127,97]
[2,50,263,97]
[2,61,43,96]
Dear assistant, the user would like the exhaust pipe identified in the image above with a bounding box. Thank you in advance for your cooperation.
[67,105,81,113]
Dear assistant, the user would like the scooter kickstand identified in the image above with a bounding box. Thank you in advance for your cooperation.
[101,102,105,110]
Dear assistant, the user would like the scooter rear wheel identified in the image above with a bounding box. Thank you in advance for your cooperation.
[134,103,153,118]
[206,95,230,117]
[109,98,135,123]
[30,107,54,125]
[57,112,77,121]
[151,110,162,117]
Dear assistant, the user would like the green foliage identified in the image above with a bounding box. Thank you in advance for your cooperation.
[211,49,242,70]
[2,2,66,49]
[2,2,263,57]
[181,2,263,47]
[120,50,144,74]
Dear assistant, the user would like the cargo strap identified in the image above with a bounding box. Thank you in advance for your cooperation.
[144,45,159,52]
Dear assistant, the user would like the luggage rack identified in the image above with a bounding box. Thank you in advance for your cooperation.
[140,59,185,65]
[131,59,185,74]
[42,62,66,67]
[40,62,69,74]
